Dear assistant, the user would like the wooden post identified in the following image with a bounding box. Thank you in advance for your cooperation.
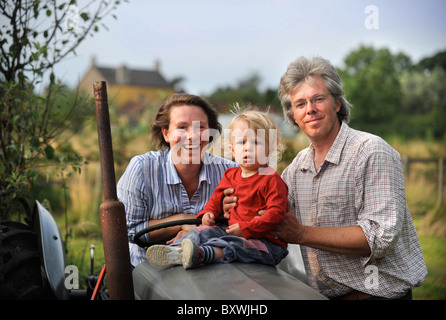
[438,158,444,208]
[403,155,410,178]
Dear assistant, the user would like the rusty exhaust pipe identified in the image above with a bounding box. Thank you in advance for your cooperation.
[94,81,134,300]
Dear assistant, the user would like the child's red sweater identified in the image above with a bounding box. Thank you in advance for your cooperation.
[197,166,288,247]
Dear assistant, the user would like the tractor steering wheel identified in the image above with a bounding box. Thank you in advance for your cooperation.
[133,218,229,248]
[133,219,201,248]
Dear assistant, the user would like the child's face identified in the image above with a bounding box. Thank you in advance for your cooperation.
[230,120,269,173]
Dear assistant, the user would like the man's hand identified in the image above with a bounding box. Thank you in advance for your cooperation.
[226,223,243,237]
[272,209,302,244]
[270,204,371,255]
[223,188,237,219]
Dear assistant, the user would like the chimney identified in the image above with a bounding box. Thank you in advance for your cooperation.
[154,59,161,73]
[91,55,97,67]
[116,64,129,84]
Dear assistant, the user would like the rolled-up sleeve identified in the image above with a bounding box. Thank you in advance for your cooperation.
[355,148,406,264]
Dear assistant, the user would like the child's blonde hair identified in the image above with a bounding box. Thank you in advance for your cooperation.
[225,103,285,168]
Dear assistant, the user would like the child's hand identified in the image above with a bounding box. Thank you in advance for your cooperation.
[202,212,216,226]
[226,223,242,237]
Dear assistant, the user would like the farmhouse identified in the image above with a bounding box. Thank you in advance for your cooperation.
[78,57,175,121]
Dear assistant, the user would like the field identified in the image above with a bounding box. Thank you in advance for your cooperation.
[412,218,446,300]
[55,134,445,299]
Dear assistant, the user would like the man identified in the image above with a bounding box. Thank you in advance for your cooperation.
[225,56,427,300]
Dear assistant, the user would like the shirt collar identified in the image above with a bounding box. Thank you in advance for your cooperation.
[165,149,211,185]
[325,122,349,166]
[300,146,314,171]
[300,122,349,171]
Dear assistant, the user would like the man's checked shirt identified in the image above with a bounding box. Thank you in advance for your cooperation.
[282,123,427,298]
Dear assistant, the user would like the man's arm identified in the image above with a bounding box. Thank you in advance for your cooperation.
[223,189,370,255]
[274,210,371,255]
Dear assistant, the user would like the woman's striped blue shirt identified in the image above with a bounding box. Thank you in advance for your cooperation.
[117,149,237,266]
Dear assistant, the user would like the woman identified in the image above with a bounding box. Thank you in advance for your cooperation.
[117,93,237,266]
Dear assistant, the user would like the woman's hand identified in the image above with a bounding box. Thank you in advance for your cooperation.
[166,223,196,244]
[149,213,196,244]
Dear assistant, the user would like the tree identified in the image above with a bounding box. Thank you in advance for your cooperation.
[338,45,409,136]
[205,72,282,113]
[0,0,123,219]
[399,66,446,139]
[417,50,446,71]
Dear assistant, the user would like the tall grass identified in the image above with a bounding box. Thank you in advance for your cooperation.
[413,218,446,300]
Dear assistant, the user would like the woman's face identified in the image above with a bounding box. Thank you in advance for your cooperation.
[162,105,210,165]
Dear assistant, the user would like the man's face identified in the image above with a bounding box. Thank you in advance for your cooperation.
[289,76,341,143]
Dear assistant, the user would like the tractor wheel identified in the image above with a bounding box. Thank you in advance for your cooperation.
[0,221,55,299]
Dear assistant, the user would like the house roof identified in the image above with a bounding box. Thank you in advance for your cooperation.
[96,66,173,89]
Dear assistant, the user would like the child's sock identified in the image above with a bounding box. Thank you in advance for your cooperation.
[182,239,217,269]
[200,245,216,264]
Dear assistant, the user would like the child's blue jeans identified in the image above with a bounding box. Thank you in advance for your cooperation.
[171,225,288,266]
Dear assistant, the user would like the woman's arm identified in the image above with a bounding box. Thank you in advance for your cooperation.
[148,213,197,243]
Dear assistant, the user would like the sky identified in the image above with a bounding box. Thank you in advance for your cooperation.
[53,0,446,95]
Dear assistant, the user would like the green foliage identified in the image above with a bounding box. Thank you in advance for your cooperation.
[0,73,89,219]
[0,0,123,220]
[205,72,282,113]
[417,51,446,71]
[337,45,446,140]
[398,66,446,139]
[338,46,405,135]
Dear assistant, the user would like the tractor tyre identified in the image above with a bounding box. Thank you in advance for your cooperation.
[0,221,55,299]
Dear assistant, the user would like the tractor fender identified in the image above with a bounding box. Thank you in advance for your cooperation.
[33,200,69,300]
[132,243,325,300]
